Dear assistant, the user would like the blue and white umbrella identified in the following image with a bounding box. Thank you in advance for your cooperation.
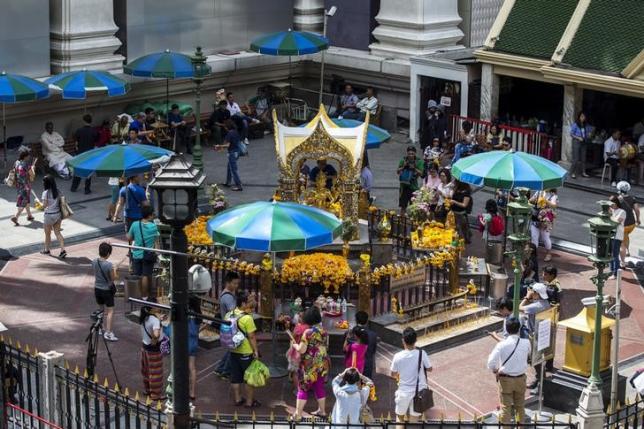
[45,70,130,100]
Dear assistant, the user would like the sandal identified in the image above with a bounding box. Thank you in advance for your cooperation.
[11,217,18,226]
[40,250,50,255]
[27,216,35,221]
[310,410,327,419]
[59,250,67,259]
[234,398,246,406]
[244,399,261,408]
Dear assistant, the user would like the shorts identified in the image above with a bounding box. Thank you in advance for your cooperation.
[95,288,115,308]
[132,258,154,277]
[230,353,254,384]
[394,390,422,417]
[297,376,326,400]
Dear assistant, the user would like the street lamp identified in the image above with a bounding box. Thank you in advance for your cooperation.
[318,6,337,105]
[190,46,212,185]
[149,155,205,429]
[506,188,532,318]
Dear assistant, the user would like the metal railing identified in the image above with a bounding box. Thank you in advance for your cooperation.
[53,365,166,429]
[448,115,561,162]
[4,402,62,429]
[0,339,42,429]
[190,414,579,428]
[604,394,643,428]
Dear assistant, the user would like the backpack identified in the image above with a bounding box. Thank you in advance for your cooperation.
[219,311,248,349]
[488,215,505,236]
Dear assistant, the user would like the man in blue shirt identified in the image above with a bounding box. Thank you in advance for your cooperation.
[168,104,191,154]
[114,175,148,233]
[215,119,243,191]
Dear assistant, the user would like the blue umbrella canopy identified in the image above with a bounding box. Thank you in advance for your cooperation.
[250,30,329,56]
[66,143,173,178]
[45,70,130,99]
[207,201,342,252]
[123,50,194,78]
[452,151,568,190]
[0,72,49,103]
[300,117,390,149]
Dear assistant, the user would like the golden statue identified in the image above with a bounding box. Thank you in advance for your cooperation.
[301,171,343,218]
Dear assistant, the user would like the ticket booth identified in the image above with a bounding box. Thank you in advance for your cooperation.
[558,303,614,377]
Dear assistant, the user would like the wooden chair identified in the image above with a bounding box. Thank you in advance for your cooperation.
[370,104,383,127]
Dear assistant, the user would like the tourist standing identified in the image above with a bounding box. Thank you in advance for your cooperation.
[397,146,424,215]
[569,111,591,179]
[127,205,159,300]
[214,272,240,379]
[71,114,98,194]
[609,195,626,279]
[139,306,164,400]
[616,181,640,258]
[487,316,531,424]
[10,150,35,226]
[479,199,504,243]
[352,311,377,379]
[519,283,551,392]
[114,175,147,233]
[451,180,473,244]
[290,307,331,420]
[227,291,260,408]
[490,298,513,342]
[343,326,368,373]
[188,295,202,400]
[93,242,118,341]
[215,119,244,192]
[529,189,558,262]
[603,129,622,187]
[330,368,373,424]
[41,175,66,258]
[435,168,454,222]
[390,327,433,423]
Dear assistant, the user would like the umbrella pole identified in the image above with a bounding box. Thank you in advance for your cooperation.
[268,251,287,378]
[166,79,169,116]
[2,104,6,168]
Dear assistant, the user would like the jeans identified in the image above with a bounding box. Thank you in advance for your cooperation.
[232,114,250,140]
[342,110,367,121]
[610,238,622,275]
[226,151,241,187]
[570,140,587,176]
[530,223,552,250]
[71,176,91,192]
[606,158,619,182]
[216,350,231,375]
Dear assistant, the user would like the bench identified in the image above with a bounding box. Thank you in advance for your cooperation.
[29,138,77,174]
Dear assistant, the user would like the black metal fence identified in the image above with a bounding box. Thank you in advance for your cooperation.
[0,339,42,428]
[53,365,166,429]
[604,395,643,428]
[190,415,579,428]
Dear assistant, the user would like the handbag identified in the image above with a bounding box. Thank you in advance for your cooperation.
[59,195,74,219]
[4,166,16,187]
[139,221,157,263]
[413,349,434,413]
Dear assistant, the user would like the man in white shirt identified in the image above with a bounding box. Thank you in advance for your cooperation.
[40,122,72,179]
[603,129,621,186]
[342,87,379,121]
[226,92,258,145]
[389,327,432,422]
[487,316,531,424]
[519,282,551,391]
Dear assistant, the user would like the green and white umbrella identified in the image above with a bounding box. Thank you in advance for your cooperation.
[206,201,342,252]
[452,151,568,190]
[67,143,173,178]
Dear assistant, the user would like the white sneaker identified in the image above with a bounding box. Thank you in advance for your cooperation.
[244,138,250,145]
[103,331,119,342]
[252,119,260,124]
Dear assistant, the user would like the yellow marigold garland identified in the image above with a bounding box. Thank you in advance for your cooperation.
[280,253,353,293]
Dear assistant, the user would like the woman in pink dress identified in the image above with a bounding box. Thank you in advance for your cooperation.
[343,326,369,373]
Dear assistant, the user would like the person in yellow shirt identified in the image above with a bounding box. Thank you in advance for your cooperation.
[226,290,260,408]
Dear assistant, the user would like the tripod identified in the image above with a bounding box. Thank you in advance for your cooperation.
[85,313,120,388]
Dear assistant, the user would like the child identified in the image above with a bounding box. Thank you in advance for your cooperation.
[344,326,369,373]
[285,310,309,391]
[93,242,118,341]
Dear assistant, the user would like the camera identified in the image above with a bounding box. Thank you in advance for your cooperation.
[90,310,104,322]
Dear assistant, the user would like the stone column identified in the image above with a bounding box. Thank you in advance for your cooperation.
[561,84,583,168]
[480,63,499,121]
[370,0,464,60]
[293,0,324,33]
[576,384,605,429]
[38,351,64,425]
[49,0,125,73]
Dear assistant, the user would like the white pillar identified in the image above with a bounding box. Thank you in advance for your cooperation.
[561,84,583,168]
[480,63,499,121]
[38,351,64,425]
[370,0,464,60]
[576,384,605,429]
[293,0,324,33]
[49,0,125,73]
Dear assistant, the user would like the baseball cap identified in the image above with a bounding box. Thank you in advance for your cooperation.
[529,283,549,300]
[427,100,437,109]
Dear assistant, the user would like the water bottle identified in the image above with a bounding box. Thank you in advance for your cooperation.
[341,298,347,314]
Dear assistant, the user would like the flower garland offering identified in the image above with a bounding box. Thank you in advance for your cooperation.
[406,187,435,225]
[279,253,353,293]
[185,215,214,245]
[411,221,454,250]
[208,184,228,213]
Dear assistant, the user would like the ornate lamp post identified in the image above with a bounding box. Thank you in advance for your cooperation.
[149,155,205,429]
[190,46,212,185]
[506,188,532,318]
[576,201,617,428]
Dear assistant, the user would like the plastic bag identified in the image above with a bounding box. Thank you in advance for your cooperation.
[244,359,270,387]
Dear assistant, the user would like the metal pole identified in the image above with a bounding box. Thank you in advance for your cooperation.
[170,225,190,429]
[192,50,203,175]
[589,261,607,386]
[610,270,621,411]
[512,248,521,318]
[318,14,328,106]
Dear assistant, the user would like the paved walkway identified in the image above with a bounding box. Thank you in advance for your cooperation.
[1,234,642,419]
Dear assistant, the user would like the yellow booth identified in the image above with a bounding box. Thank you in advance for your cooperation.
[558,302,614,377]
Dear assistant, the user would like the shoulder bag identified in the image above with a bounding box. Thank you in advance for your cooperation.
[413,349,434,413]
[59,195,74,219]
[138,221,158,263]
[496,336,521,380]
[4,165,16,187]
